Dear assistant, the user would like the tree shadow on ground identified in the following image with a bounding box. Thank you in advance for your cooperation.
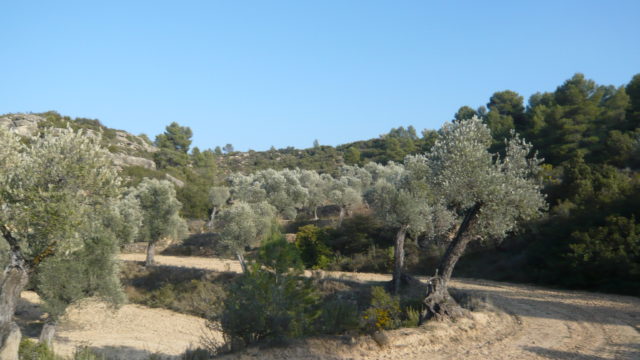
[88,345,179,360]
[448,279,640,327]
[523,342,640,359]
[15,293,45,337]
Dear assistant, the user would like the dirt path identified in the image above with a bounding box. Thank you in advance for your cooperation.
[120,254,640,359]
[17,291,215,359]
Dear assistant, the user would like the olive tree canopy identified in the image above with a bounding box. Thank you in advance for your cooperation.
[0,128,131,355]
[365,164,453,294]
[405,117,547,321]
[217,201,276,272]
[132,178,187,266]
[207,186,230,230]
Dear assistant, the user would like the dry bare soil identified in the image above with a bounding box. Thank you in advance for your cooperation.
[16,254,640,359]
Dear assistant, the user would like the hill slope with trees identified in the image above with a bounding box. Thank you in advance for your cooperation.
[2,72,638,297]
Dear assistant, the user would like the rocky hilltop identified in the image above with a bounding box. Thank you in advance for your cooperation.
[0,113,158,170]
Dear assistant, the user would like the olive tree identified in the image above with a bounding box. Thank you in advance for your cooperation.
[0,128,128,358]
[227,169,308,220]
[406,117,546,321]
[227,173,266,204]
[217,201,276,272]
[207,186,230,230]
[132,179,187,266]
[328,177,362,227]
[252,169,308,220]
[366,168,453,294]
[297,170,331,220]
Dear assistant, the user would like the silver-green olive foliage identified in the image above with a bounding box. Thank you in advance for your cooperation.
[217,201,276,265]
[340,165,373,190]
[253,169,309,220]
[227,169,308,220]
[363,161,406,185]
[297,170,331,217]
[105,192,143,246]
[207,186,230,229]
[0,128,123,260]
[209,186,231,209]
[366,169,453,240]
[132,178,187,245]
[0,128,133,321]
[406,116,547,241]
[328,177,362,211]
[227,173,267,204]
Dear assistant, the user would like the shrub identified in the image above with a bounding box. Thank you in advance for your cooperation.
[211,237,321,350]
[316,298,360,334]
[19,339,60,360]
[328,245,393,273]
[19,340,105,360]
[121,263,229,318]
[325,215,395,255]
[401,307,421,328]
[295,225,332,269]
[360,286,401,333]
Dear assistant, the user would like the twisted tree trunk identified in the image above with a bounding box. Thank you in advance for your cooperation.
[392,224,409,294]
[337,207,346,228]
[207,206,217,230]
[39,321,56,347]
[145,241,156,266]
[420,202,482,323]
[236,252,248,274]
[0,227,29,360]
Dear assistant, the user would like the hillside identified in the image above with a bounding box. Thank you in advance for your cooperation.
[0,112,188,187]
[2,72,639,297]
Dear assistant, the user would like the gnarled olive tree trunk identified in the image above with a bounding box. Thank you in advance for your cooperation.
[0,227,30,360]
[39,321,56,347]
[207,206,218,230]
[337,207,346,228]
[420,202,482,323]
[236,252,248,274]
[392,224,409,294]
[145,242,156,266]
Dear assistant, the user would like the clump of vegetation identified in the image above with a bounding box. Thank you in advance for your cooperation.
[360,287,402,333]
[315,298,360,334]
[207,236,321,352]
[131,178,188,266]
[327,245,394,273]
[295,225,332,269]
[121,262,231,318]
[0,127,138,353]
[19,339,59,360]
[19,340,106,360]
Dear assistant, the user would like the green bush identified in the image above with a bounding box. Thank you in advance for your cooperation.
[213,237,321,350]
[328,245,393,273]
[19,340,105,360]
[325,215,395,256]
[295,225,332,269]
[401,307,421,328]
[360,286,401,333]
[19,339,60,360]
[316,298,360,334]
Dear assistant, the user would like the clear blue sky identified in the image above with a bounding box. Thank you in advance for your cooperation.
[1,1,639,151]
